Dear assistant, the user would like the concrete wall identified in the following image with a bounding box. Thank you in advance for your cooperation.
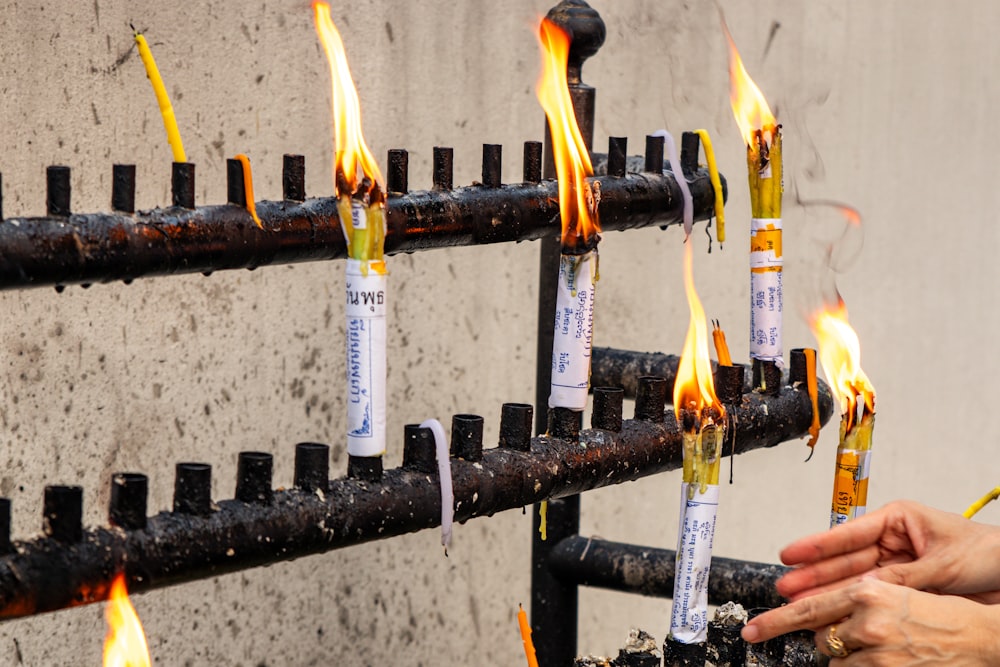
[0,0,997,664]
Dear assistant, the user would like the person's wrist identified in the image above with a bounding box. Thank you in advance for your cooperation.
[972,601,1000,664]
[967,525,1000,601]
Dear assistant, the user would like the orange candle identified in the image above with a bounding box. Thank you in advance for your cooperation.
[517,604,539,667]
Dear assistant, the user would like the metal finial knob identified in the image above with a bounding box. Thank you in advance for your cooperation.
[545,0,606,84]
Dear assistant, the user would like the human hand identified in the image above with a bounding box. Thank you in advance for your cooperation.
[741,577,1000,665]
[775,500,1000,604]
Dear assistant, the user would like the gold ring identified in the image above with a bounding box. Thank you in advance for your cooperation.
[826,625,852,658]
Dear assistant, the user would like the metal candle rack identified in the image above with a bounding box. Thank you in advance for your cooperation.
[0,1,830,665]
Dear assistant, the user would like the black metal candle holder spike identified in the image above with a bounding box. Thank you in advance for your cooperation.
[294,443,330,493]
[0,378,833,621]
[109,472,148,531]
[0,144,724,291]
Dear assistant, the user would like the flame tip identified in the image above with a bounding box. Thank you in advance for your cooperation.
[725,27,776,146]
[673,244,722,421]
[536,17,600,248]
[103,573,151,667]
[809,301,875,433]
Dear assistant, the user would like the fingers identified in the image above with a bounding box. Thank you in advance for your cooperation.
[741,588,855,643]
[776,544,882,599]
[779,511,890,567]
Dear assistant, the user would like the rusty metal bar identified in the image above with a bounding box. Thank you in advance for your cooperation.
[547,535,789,609]
[0,163,722,291]
[590,347,819,400]
[0,377,829,621]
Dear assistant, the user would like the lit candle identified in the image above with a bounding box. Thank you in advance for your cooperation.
[724,23,783,367]
[669,243,726,645]
[810,298,875,526]
[133,27,187,163]
[314,2,389,460]
[536,18,601,414]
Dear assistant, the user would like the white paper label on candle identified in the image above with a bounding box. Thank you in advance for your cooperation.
[345,259,387,457]
[831,448,872,526]
[549,250,598,410]
[670,483,719,644]
[749,217,783,362]
[350,200,367,230]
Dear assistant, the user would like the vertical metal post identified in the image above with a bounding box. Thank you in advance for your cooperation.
[532,2,605,665]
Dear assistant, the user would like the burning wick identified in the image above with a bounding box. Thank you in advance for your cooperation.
[517,604,540,667]
[725,20,784,367]
[314,2,389,459]
[669,243,726,645]
[536,18,602,412]
[810,299,875,527]
[419,418,454,554]
[133,26,186,163]
[314,1,386,269]
[103,574,152,667]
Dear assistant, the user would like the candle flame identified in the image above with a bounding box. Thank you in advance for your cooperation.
[809,298,875,433]
[103,574,151,667]
[313,2,384,203]
[673,243,722,420]
[723,22,777,148]
[535,18,600,251]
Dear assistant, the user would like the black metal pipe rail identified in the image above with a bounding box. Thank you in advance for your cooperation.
[548,536,789,610]
[591,347,683,398]
[0,153,722,291]
[0,377,830,620]
[591,347,821,399]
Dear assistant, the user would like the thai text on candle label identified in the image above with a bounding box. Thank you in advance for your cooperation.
[345,261,387,457]
[670,483,719,644]
[831,449,871,525]
[549,251,597,410]
[749,218,783,362]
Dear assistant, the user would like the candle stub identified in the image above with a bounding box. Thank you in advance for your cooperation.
[549,250,598,410]
[345,258,387,457]
[669,483,719,644]
[831,448,871,526]
[749,217,783,363]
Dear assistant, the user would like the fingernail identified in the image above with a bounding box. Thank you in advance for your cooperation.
[741,624,760,642]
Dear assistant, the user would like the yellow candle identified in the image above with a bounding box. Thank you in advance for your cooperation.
[134,29,187,163]
[693,129,726,244]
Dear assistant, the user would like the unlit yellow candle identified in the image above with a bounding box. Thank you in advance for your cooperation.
[693,129,726,243]
[134,30,187,163]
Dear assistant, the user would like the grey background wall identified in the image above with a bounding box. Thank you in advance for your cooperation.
[1,1,998,664]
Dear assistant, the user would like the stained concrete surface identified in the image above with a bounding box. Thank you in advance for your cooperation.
[1,1,999,664]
